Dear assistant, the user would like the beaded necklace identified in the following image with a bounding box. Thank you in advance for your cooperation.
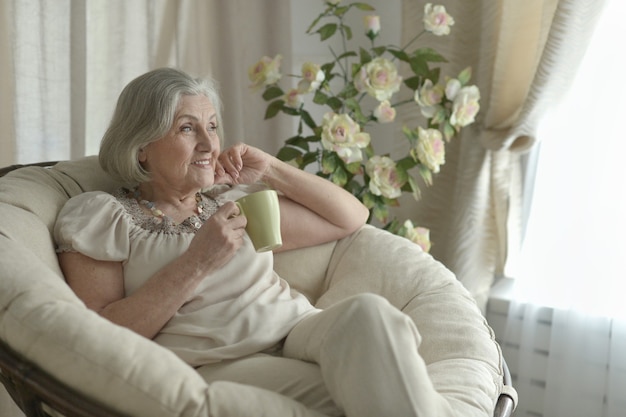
[133,187,203,222]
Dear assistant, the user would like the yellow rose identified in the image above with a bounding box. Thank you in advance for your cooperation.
[415,127,445,173]
[321,112,370,164]
[284,88,302,108]
[373,100,396,123]
[365,155,403,199]
[450,85,480,129]
[354,57,402,102]
[423,3,455,36]
[414,79,445,118]
[297,62,325,93]
[248,55,282,90]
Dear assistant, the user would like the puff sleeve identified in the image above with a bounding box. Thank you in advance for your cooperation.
[54,191,131,262]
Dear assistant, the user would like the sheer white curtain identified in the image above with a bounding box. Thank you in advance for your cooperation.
[0,0,292,167]
[504,1,626,416]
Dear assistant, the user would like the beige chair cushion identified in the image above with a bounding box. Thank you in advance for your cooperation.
[0,156,508,416]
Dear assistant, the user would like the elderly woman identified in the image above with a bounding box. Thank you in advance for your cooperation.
[54,67,446,417]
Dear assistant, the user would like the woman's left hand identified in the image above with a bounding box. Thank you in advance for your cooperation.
[215,143,272,185]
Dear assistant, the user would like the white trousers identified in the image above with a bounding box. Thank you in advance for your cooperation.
[197,293,447,417]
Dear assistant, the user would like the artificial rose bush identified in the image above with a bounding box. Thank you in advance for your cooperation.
[248,1,480,251]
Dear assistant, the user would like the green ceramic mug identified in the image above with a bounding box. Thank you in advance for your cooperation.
[235,190,283,252]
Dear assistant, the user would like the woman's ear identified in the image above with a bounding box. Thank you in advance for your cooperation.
[138,147,147,163]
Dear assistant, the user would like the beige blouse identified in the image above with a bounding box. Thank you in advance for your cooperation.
[54,186,318,366]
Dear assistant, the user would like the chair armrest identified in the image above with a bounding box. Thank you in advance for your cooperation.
[0,338,126,417]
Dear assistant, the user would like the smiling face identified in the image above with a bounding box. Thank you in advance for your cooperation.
[138,94,220,196]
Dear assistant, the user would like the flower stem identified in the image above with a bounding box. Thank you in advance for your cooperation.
[400,30,426,53]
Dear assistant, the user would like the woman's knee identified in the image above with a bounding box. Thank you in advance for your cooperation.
[334,293,413,333]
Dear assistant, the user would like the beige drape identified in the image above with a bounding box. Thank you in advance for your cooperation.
[400,0,606,310]
[0,0,291,167]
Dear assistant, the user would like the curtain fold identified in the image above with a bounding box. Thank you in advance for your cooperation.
[0,0,15,167]
[399,0,605,311]
[0,0,291,165]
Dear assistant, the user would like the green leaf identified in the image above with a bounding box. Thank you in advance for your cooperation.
[313,90,329,105]
[402,125,418,145]
[345,179,363,196]
[318,23,338,41]
[364,142,375,159]
[344,97,360,112]
[338,82,359,99]
[300,110,318,130]
[353,2,376,11]
[382,196,400,207]
[458,66,472,85]
[443,122,456,141]
[431,107,446,125]
[387,48,410,62]
[362,191,377,209]
[301,151,319,168]
[373,203,389,223]
[345,161,362,174]
[342,25,353,41]
[396,156,418,173]
[359,47,372,64]
[414,47,447,63]
[336,51,358,61]
[322,152,338,174]
[409,56,430,78]
[331,167,349,187]
[326,97,343,112]
[276,146,303,162]
[262,85,284,101]
[333,6,350,17]
[264,100,284,119]
[286,136,311,151]
[282,106,299,116]
[428,67,441,84]
[403,75,421,91]
[321,62,336,75]
[407,175,421,200]
[372,46,387,57]
[418,164,433,186]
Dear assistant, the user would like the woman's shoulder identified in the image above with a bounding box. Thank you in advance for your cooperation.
[60,189,127,218]
[54,189,133,259]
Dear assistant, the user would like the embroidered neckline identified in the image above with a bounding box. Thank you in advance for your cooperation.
[114,188,220,234]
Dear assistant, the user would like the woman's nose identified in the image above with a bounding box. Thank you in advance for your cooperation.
[197,129,215,150]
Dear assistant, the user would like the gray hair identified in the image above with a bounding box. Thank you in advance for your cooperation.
[99,67,224,184]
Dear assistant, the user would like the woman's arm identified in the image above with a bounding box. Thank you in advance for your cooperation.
[217,144,369,251]
[59,201,247,339]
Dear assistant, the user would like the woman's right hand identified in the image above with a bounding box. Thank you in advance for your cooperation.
[187,201,247,272]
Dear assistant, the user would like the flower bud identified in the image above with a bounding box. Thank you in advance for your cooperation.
[364,15,381,40]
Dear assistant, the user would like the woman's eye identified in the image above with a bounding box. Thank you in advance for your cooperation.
[181,125,193,133]
[208,124,218,135]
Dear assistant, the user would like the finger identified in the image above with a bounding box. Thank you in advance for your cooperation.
[218,201,243,220]
[229,148,243,171]
[219,153,240,179]
[215,160,226,177]
[214,161,232,184]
